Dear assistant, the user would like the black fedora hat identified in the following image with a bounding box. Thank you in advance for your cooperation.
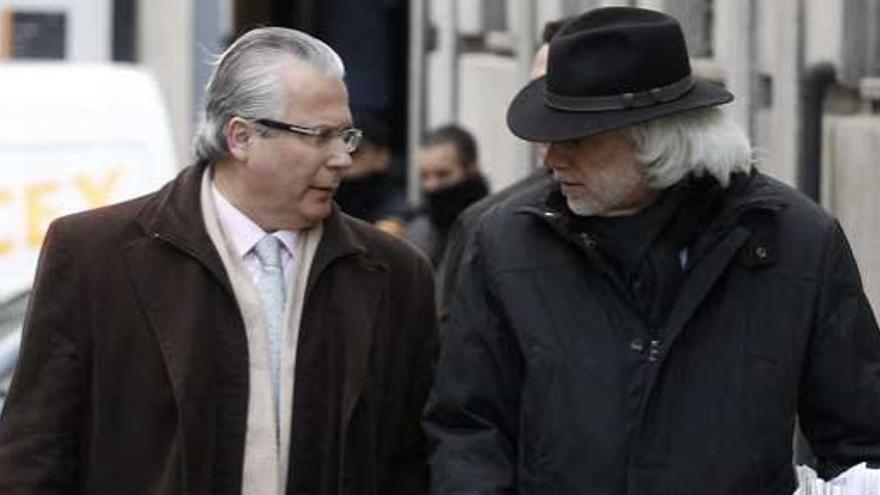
[507,7,734,143]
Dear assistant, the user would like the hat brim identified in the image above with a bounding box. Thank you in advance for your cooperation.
[507,76,734,142]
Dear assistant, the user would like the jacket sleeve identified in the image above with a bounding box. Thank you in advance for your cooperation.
[388,254,438,495]
[423,226,523,495]
[436,214,470,324]
[0,219,86,493]
[799,220,880,479]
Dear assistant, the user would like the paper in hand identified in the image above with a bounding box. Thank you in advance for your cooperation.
[794,463,880,494]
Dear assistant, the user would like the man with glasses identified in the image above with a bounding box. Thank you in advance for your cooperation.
[0,27,436,495]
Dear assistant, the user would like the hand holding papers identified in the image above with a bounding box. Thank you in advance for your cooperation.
[795,463,880,494]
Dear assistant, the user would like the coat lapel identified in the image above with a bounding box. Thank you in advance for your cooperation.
[638,208,782,419]
[135,163,231,290]
[660,177,788,352]
[663,226,751,347]
[338,264,386,430]
[128,163,233,397]
[125,163,244,493]
[305,210,388,431]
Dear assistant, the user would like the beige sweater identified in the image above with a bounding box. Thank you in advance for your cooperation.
[200,167,322,494]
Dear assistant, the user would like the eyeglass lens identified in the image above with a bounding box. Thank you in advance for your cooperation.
[341,129,362,153]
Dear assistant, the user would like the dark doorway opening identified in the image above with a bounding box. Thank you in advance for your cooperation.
[233,0,410,159]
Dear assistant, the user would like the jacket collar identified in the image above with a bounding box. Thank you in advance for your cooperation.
[516,169,788,234]
[135,161,371,292]
[305,202,369,298]
[135,161,230,287]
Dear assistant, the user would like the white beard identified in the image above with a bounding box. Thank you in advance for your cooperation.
[559,163,651,217]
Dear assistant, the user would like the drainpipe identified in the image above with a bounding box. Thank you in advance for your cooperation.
[797,63,836,202]
[407,0,428,203]
[792,62,836,469]
[112,0,137,62]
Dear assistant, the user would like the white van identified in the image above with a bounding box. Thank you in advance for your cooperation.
[0,63,178,299]
[0,64,178,402]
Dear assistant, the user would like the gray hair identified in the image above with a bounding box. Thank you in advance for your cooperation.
[625,106,754,188]
[192,27,345,163]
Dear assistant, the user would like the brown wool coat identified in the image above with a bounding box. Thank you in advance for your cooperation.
[0,163,437,495]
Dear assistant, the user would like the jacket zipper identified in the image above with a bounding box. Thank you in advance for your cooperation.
[539,213,667,360]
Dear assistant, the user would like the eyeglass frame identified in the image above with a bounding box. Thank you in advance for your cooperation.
[254,118,363,153]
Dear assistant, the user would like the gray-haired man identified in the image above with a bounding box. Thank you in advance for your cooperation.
[425,7,880,494]
[0,27,436,495]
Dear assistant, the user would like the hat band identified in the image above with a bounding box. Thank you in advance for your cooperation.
[543,75,695,112]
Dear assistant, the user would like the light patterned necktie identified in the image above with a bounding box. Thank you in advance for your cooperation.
[253,233,286,441]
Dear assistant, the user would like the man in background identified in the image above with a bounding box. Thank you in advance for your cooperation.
[436,17,570,315]
[405,124,488,267]
[335,110,409,231]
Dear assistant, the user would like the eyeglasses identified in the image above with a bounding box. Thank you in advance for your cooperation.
[255,118,363,153]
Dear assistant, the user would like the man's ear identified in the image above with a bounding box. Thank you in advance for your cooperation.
[226,117,253,161]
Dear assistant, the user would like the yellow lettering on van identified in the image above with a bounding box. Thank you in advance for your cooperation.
[0,189,12,256]
[75,167,122,208]
[25,181,59,248]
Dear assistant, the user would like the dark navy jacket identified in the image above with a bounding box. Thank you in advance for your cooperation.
[425,172,880,495]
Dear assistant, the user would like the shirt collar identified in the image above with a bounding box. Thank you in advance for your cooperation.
[211,180,298,259]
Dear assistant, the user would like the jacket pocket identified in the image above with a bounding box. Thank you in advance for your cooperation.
[518,342,559,477]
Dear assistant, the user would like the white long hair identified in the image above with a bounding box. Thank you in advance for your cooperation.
[625,106,754,188]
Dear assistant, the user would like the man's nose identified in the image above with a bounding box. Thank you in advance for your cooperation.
[543,143,565,170]
[327,145,352,169]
